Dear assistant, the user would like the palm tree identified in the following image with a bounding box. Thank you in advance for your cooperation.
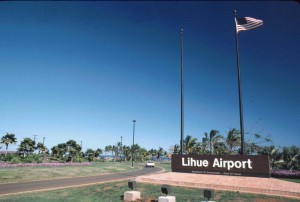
[85,149,95,162]
[116,141,122,160]
[18,138,35,157]
[200,133,210,154]
[112,145,117,161]
[95,148,102,158]
[104,145,111,156]
[148,148,158,159]
[157,147,164,160]
[0,133,17,155]
[36,142,48,155]
[245,133,272,154]
[66,140,81,162]
[139,148,148,162]
[131,144,141,162]
[184,135,197,154]
[225,128,241,154]
[209,130,223,155]
[193,142,203,154]
[122,146,131,161]
[173,144,180,154]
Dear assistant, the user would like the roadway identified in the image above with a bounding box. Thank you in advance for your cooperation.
[0,166,162,196]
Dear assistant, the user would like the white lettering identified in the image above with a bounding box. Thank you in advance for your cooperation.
[181,157,210,167]
[235,161,242,168]
[213,158,220,167]
[212,158,253,170]
[182,157,253,170]
[203,160,209,167]
[182,157,187,166]
[247,159,253,169]
[227,161,234,170]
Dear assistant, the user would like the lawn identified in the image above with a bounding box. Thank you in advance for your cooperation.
[1,161,299,201]
[0,180,298,202]
[280,178,300,183]
[0,161,141,184]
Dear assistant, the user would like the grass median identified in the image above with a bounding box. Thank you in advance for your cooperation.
[0,161,141,184]
[0,179,298,202]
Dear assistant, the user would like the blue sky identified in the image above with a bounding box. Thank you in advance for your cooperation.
[0,1,299,152]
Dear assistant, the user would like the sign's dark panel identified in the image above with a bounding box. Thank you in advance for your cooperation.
[172,155,270,178]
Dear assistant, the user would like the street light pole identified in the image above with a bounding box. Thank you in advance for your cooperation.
[120,136,123,162]
[132,120,136,168]
[180,28,184,155]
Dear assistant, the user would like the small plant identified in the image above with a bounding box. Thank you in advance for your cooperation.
[271,169,300,179]
[0,162,91,168]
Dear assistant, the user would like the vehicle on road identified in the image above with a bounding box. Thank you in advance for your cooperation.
[146,161,155,167]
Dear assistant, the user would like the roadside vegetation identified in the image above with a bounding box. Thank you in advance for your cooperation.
[0,180,298,202]
[1,130,299,180]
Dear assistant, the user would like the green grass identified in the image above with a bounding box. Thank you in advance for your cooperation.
[0,162,141,184]
[1,161,299,201]
[155,161,171,172]
[279,178,300,183]
[0,180,298,202]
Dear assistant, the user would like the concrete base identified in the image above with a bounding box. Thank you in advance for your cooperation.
[158,196,176,202]
[124,191,141,202]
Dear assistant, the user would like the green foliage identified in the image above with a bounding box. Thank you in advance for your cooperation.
[18,138,35,156]
[10,156,21,164]
[85,149,95,162]
[50,140,82,162]
[173,129,273,156]
[0,133,17,155]
[21,153,42,163]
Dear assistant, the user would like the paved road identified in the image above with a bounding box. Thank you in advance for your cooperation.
[0,166,162,196]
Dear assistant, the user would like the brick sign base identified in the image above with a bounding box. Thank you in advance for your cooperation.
[172,154,270,178]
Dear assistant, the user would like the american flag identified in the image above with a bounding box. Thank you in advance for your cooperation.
[235,17,263,33]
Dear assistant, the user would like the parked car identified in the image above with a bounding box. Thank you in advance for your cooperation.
[146,161,155,167]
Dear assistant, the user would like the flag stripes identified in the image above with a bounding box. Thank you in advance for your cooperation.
[235,17,263,33]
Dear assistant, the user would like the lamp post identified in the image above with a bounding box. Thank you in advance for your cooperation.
[180,28,184,155]
[120,136,123,162]
[132,120,136,168]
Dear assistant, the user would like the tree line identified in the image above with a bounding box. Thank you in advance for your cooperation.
[0,133,166,163]
[1,130,299,170]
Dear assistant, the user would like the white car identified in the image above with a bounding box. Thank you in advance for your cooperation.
[146,161,155,167]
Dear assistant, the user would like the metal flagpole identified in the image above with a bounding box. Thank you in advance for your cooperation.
[234,10,245,155]
[180,28,184,155]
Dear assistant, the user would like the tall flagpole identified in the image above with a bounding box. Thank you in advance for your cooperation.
[234,10,245,155]
[180,28,184,155]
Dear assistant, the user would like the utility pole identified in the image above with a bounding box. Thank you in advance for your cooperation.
[43,137,45,145]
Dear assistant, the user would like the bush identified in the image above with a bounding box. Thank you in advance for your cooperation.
[0,162,92,168]
[73,157,84,163]
[10,157,21,164]
[21,154,42,163]
[0,153,21,162]
[271,169,300,179]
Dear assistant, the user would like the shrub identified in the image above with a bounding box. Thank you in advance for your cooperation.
[0,162,91,168]
[10,157,21,164]
[20,154,42,163]
[271,169,300,179]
